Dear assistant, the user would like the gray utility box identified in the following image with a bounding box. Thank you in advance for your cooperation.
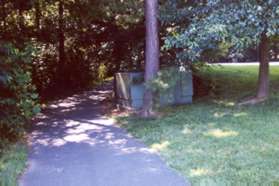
[115,68,193,109]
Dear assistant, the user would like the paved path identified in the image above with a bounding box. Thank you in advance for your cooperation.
[19,87,189,186]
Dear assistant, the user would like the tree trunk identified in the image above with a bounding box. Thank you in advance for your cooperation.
[113,31,125,72]
[256,33,269,99]
[35,1,41,38]
[18,9,24,32]
[141,0,159,117]
[17,7,25,47]
[58,0,66,85]
[1,1,6,30]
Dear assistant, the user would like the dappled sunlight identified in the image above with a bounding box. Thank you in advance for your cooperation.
[87,118,115,126]
[51,139,67,147]
[182,127,192,135]
[104,132,114,140]
[190,168,211,177]
[88,95,107,101]
[24,85,173,186]
[213,111,230,118]
[213,111,248,118]
[213,100,236,107]
[31,109,155,156]
[36,121,60,127]
[88,90,112,101]
[233,112,248,117]
[204,129,239,138]
[49,98,80,109]
[35,113,48,120]
[42,89,113,116]
[63,133,91,143]
[117,146,154,155]
[108,138,127,145]
[32,117,111,148]
[60,107,78,113]
[150,141,170,153]
[58,102,77,108]
[66,123,103,134]
[65,120,80,127]
[34,137,67,147]
[36,139,50,146]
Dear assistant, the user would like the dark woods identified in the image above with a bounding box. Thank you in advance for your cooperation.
[0,0,145,100]
[0,0,146,140]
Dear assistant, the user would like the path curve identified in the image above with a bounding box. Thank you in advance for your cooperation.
[19,87,190,186]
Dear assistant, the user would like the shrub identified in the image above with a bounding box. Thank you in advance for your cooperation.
[0,43,40,140]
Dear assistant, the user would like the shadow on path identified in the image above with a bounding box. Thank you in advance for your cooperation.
[19,86,189,186]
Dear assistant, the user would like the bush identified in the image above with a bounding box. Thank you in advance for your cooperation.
[0,43,40,140]
[0,141,27,186]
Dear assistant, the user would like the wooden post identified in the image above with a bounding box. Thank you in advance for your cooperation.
[141,0,160,117]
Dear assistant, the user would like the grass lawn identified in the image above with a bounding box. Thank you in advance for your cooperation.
[118,65,279,185]
[0,142,27,186]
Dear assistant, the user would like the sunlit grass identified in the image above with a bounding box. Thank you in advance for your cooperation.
[0,142,27,186]
[119,65,279,185]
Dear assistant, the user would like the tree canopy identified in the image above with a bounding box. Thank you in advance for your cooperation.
[163,0,279,101]
[164,0,279,62]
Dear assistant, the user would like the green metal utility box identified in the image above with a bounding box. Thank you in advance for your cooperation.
[115,68,193,109]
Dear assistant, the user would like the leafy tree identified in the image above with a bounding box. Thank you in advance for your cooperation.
[164,0,279,102]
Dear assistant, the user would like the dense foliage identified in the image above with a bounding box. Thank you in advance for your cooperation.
[164,0,279,62]
[0,0,145,99]
[0,0,147,145]
[0,43,39,141]
[162,0,279,101]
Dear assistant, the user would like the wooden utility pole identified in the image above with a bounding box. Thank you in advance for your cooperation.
[141,0,159,117]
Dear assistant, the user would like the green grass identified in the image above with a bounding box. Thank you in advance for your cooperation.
[0,142,27,186]
[119,65,279,185]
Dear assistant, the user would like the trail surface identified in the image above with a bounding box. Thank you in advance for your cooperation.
[19,87,189,186]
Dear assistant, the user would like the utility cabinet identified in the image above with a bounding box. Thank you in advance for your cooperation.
[115,68,193,109]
